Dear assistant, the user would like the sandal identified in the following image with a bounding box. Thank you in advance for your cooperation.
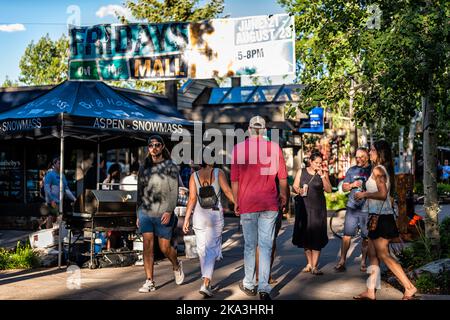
[353,294,376,301]
[311,267,323,275]
[301,264,312,273]
[334,263,346,272]
[402,288,418,300]
[402,294,419,300]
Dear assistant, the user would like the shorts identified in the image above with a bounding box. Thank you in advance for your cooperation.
[138,210,176,240]
[367,214,399,240]
[344,207,368,238]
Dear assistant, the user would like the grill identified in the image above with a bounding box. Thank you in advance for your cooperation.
[67,190,137,230]
[64,189,138,268]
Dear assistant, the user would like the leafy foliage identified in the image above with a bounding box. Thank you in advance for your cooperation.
[124,0,225,23]
[399,217,450,270]
[0,242,40,270]
[1,76,19,88]
[325,192,348,211]
[19,34,68,85]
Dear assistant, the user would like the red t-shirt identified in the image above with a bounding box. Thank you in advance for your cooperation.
[230,136,287,214]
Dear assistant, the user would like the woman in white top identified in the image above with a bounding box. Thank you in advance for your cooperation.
[183,159,235,298]
[353,140,417,300]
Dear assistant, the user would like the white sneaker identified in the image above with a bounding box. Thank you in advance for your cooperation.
[174,260,185,285]
[138,279,156,293]
[199,284,213,298]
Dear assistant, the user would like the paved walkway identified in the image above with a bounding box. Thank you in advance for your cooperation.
[0,216,404,300]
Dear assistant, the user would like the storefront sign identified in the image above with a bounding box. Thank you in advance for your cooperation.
[91,117,184,134]
[0,118,42,133]
[69,14,295,80]
[0,160,21,169]
[299,107,324,134]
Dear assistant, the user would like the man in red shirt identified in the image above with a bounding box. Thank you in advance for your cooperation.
[231,115,288,300]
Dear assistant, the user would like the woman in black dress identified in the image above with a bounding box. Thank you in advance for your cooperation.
[292,151,332,275]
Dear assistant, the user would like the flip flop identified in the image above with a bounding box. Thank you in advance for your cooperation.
[334,264,346,272]
[311,267,323,275]
[402,294,419,300]
[353,294,376,301]
[302,264,312,273]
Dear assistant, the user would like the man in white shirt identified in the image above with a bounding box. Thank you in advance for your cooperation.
[120,162,139,191]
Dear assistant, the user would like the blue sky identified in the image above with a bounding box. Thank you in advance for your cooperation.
[0,0,286,84]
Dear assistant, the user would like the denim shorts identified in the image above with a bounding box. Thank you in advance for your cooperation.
[138,210,176,240]
[344,207,368,238]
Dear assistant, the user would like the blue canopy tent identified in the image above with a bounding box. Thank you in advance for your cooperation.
[0,80,193,267]
[0,80,192,138]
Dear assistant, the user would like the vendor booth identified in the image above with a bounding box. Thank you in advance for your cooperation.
[0,80,193,267]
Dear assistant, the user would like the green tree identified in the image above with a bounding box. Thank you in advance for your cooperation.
[280,0,449,243]
[124,0,224,23]
[19,34,68,85]
[360,0,449,244]
[1,76,19,88]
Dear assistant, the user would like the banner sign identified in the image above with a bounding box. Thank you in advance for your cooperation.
[0,116,185,135]
[68,14,295,80]
[299,107,324,134]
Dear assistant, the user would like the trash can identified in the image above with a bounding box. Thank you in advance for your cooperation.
[183,235,198,259]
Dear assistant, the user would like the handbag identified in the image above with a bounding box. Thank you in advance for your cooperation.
[367,199,386,232]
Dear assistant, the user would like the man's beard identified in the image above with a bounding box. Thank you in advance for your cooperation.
[151,151,163,158]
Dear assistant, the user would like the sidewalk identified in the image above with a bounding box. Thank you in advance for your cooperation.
[0,216,406,300]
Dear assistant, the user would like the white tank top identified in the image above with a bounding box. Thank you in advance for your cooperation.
[193,168,223,212]
[365,165,393,215]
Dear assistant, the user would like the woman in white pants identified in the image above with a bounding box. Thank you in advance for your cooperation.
[183,163,234,297]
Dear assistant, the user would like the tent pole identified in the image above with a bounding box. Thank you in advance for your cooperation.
[58,113,64,269]
[97,138,100,190]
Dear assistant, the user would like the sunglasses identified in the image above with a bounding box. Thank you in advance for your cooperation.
[148,142,163,149]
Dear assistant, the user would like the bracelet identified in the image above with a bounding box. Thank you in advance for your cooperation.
[320,175,326,179]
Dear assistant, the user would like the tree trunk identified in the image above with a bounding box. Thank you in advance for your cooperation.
[349,78,358,154]
[422,95,440,244]
[406,112,420,174]
[399,126,405,173]
[360,123,369,147]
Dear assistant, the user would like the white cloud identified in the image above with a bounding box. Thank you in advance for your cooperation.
[96,5,133,20]
[0,24,26,32]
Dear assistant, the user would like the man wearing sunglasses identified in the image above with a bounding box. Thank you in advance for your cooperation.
[137,135,184,292]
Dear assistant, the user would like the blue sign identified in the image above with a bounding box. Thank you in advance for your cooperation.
[299,107,324,133]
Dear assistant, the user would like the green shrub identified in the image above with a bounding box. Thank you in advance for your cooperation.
[415,270,450,295]
[399,244,436,271]
[0,242,40,270]
[440,217,450,257]
[414,182,424,195]
[435,268,450,294]
[438,183,450,196]
[325,192,348,211]
[415,273,438,294]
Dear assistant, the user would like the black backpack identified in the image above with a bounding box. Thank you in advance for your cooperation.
[195,169,220,209]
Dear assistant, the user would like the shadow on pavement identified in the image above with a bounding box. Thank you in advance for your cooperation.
[0,267,66,286]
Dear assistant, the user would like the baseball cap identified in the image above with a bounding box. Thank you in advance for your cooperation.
[148,135,164,145]
[249,115,266,129]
